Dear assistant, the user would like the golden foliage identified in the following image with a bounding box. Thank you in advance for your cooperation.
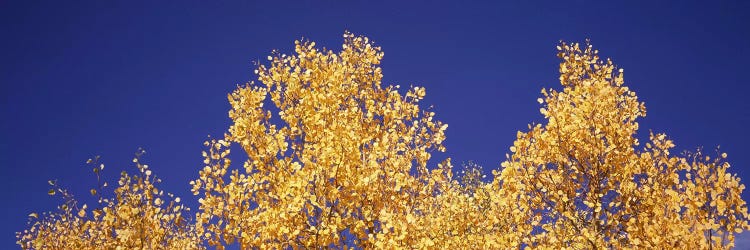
[17,150,203,250]
[191,32,451,248]
[19,33,750,249]
[498,41,750,248]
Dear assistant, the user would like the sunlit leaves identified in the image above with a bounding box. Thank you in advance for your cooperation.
[17,34,749,249]
[17,152,203,250]
[192,32,454,248]
[497,41,750,248]
[190,36,750,248]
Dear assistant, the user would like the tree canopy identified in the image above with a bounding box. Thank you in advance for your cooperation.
[18,33,750,249]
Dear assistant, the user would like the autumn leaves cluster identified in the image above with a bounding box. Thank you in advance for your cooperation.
[17,150,201,249]
[18,33,750,249]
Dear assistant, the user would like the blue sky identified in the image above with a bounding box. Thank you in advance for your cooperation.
[2,1,749,248]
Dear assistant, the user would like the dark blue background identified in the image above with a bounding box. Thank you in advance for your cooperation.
[2,1,749,248]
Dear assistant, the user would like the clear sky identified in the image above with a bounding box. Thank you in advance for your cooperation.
[2,1,749,248]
